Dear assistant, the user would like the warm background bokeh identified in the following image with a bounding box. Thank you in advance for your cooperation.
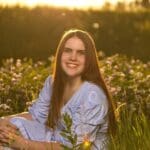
[0,0,149,63]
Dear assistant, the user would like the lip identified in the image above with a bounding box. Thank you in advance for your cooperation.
[66,63,78,68]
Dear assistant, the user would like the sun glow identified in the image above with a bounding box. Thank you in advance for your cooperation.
[0,0,134,9]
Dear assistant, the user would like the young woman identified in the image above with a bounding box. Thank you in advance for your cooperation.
[0,29,116,150]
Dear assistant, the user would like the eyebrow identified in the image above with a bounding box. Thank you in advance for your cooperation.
[64,47,86,51]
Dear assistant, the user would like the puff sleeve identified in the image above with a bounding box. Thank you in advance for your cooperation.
[28,76,52,124]
[71,85,108,144]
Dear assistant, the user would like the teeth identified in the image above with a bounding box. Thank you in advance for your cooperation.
[67,64,78,68]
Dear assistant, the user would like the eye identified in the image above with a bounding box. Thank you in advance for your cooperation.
[63,48,72,53]
[78,50,86,55]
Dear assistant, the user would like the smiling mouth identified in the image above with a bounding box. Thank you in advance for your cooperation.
[66,63,78,68]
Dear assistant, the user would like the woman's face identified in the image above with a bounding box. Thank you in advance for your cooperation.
[61,36,86,79]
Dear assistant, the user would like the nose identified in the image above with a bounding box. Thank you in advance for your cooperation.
[70,51,77,60]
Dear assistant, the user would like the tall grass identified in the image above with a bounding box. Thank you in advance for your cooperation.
[0,53,149,149]
[109,110,150,149]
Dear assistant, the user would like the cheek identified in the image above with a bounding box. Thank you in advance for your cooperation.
[61,53,68,62]
[81,57,86,66]
[61,54,68,69]
[82,57,86,70]
[61,54,66,64]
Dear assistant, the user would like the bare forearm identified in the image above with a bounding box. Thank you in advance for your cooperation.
[13,112,32,120]
[0,112,32,121]
[12,138,62,150]
[28,140,62,150]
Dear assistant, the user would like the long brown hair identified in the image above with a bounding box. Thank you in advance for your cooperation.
[47,29,116,135]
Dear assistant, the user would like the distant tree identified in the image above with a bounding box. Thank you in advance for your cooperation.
[141,0,150,8]
[102,2,112,11]
[134,0,150,8]
[115,2,126,11]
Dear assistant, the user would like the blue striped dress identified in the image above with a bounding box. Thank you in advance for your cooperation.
[10,76,109,150]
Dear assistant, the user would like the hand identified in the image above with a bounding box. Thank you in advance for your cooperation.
[0,124,26,149]
[0,117,18,130]
[0,117,19,148]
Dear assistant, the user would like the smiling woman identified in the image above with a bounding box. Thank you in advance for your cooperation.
[0,0,124,9]
[0,29,117,150]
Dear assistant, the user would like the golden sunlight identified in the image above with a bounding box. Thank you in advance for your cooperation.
[0,0,134,9]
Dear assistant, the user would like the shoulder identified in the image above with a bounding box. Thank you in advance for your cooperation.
[45,75,52,83]
[83,81,108,106]
[44,75,53,86]
[40,75,53,93]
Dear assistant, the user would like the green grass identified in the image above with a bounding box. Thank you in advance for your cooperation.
[0,53,149,149]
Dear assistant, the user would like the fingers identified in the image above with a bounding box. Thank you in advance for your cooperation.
[0,118,18,131]
[0,128,11,141]
[0,126,21,143]
[0,130,17,146]
[0,124,22,149]
[6,122,18,131]
[0,127,16,137]
[0,122,18,130]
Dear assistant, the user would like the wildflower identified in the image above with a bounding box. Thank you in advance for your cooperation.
[6,99,12,103]
[129,103,137,112]
[146,75,150,79]
[26,101,33,107]
[10,66,16,71]
[114,65,119,69]
[92,22,100,29]
[27,65,32,69]
[143,64,147,68]
[61,12,66,16]
[37,61,43,66]
[116,86,121,92]
[136,72,143,78]
[14,73,22,79]
[33,76,38,80]
[9,58,14,64]
[100,68,105,74]
[82,140,91,150]
[136,66,141,69]
[110,87,116,93]
[0,104,10,110]
[98,51,105,58]
[11,77,17,83]
[129,69,134,75]
[16,59,22,67]
[106,60,112,65]
[48,56,55,62]
[131,59,135,64]
[0,78,3,82]
[82,134,92,150]
[120,72,125,77]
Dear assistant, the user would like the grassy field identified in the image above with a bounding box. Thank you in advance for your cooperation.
[0,53,149,149]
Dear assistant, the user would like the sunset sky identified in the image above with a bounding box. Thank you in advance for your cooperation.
[0,0,135,9]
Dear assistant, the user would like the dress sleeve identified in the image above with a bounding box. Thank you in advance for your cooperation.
[28,76,52,124]
[72,85,109,145]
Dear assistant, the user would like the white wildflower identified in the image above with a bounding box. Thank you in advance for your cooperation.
[33,76,38,80]
[0,104,10,110]
[136,72,143,78]
[120,72,125,77]
[129,69,134,75]
[48,56,55,62]
[92,22,100,29]
[16,59,22,67]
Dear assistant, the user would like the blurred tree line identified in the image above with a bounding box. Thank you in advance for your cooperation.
[0,6,149,62]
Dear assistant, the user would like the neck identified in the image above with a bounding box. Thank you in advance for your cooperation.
[62,76,84,105]
[66,76,83,88]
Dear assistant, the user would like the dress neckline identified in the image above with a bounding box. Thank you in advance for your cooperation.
[62,81,88,109]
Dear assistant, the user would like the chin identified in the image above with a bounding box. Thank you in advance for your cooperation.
[65,72,81,78]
